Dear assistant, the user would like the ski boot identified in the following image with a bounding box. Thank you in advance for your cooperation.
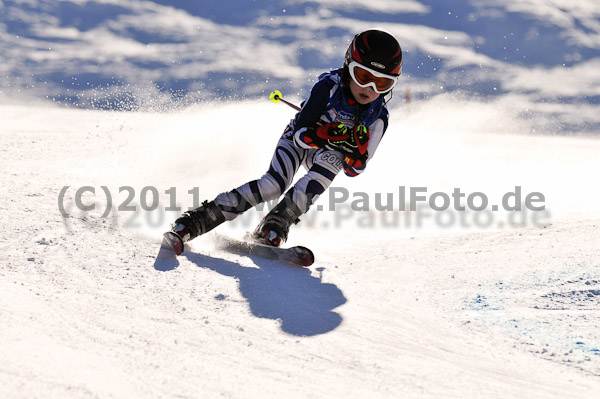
[164,200,226,255]
[253,193,302,247]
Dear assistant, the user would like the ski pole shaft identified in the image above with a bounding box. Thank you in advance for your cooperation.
[270,90,301,112]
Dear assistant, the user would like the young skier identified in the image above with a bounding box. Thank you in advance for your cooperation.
[166,29,403,255]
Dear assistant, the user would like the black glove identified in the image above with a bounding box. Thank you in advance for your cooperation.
[300,123,350,150]
[300,123,369,168]
[342,124,369,168]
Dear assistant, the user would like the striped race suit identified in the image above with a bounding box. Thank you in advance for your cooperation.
[214,68,390,221]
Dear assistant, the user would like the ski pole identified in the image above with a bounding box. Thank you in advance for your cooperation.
[269,90,301,112]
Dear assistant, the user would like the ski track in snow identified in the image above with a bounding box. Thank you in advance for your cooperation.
[1,102,600,398]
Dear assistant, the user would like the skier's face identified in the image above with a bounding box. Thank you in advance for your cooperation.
[349,79,380,104]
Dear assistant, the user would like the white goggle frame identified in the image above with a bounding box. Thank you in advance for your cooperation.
[348,61,399,94]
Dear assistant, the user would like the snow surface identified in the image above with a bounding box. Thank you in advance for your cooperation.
[1,98,600,398]
[1,0,600,398]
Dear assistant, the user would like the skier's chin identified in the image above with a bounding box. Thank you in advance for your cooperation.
[355,93,376,104]
[351,87,378,104]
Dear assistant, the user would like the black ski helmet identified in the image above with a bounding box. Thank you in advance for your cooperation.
[344,30,403,77]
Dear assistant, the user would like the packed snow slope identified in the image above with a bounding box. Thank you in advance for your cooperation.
[1,97,599,398]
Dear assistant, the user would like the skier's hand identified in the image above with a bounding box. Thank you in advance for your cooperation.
[334,124,370,168]
[346,124,369,157]
[300,123,350,150]
[301,123,370,169]
[316,123,351,144]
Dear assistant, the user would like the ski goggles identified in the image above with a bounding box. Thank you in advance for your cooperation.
[348,61,399,94]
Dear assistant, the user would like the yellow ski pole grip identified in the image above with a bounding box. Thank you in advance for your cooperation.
[270,90,282,103]
[269,90,301,111]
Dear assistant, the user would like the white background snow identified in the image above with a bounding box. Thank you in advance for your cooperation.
[1,0,600,398]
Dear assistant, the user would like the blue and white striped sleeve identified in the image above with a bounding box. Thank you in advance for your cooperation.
[292,78,335,149]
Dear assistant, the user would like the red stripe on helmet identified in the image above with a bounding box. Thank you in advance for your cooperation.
[391,61,402,75]
[362,31,371,50]
[351,38,362,63]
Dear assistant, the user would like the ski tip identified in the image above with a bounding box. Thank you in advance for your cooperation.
[163,231,184,256]
[296,246,315,266]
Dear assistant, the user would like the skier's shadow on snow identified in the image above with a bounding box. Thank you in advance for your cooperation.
[182,251,347,337]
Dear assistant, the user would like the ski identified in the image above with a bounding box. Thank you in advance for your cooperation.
[162,231,314,267]
[216,235,314,267]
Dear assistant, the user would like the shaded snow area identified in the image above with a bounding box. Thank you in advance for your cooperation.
[2,0,600,132]
[1,101,599,398]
